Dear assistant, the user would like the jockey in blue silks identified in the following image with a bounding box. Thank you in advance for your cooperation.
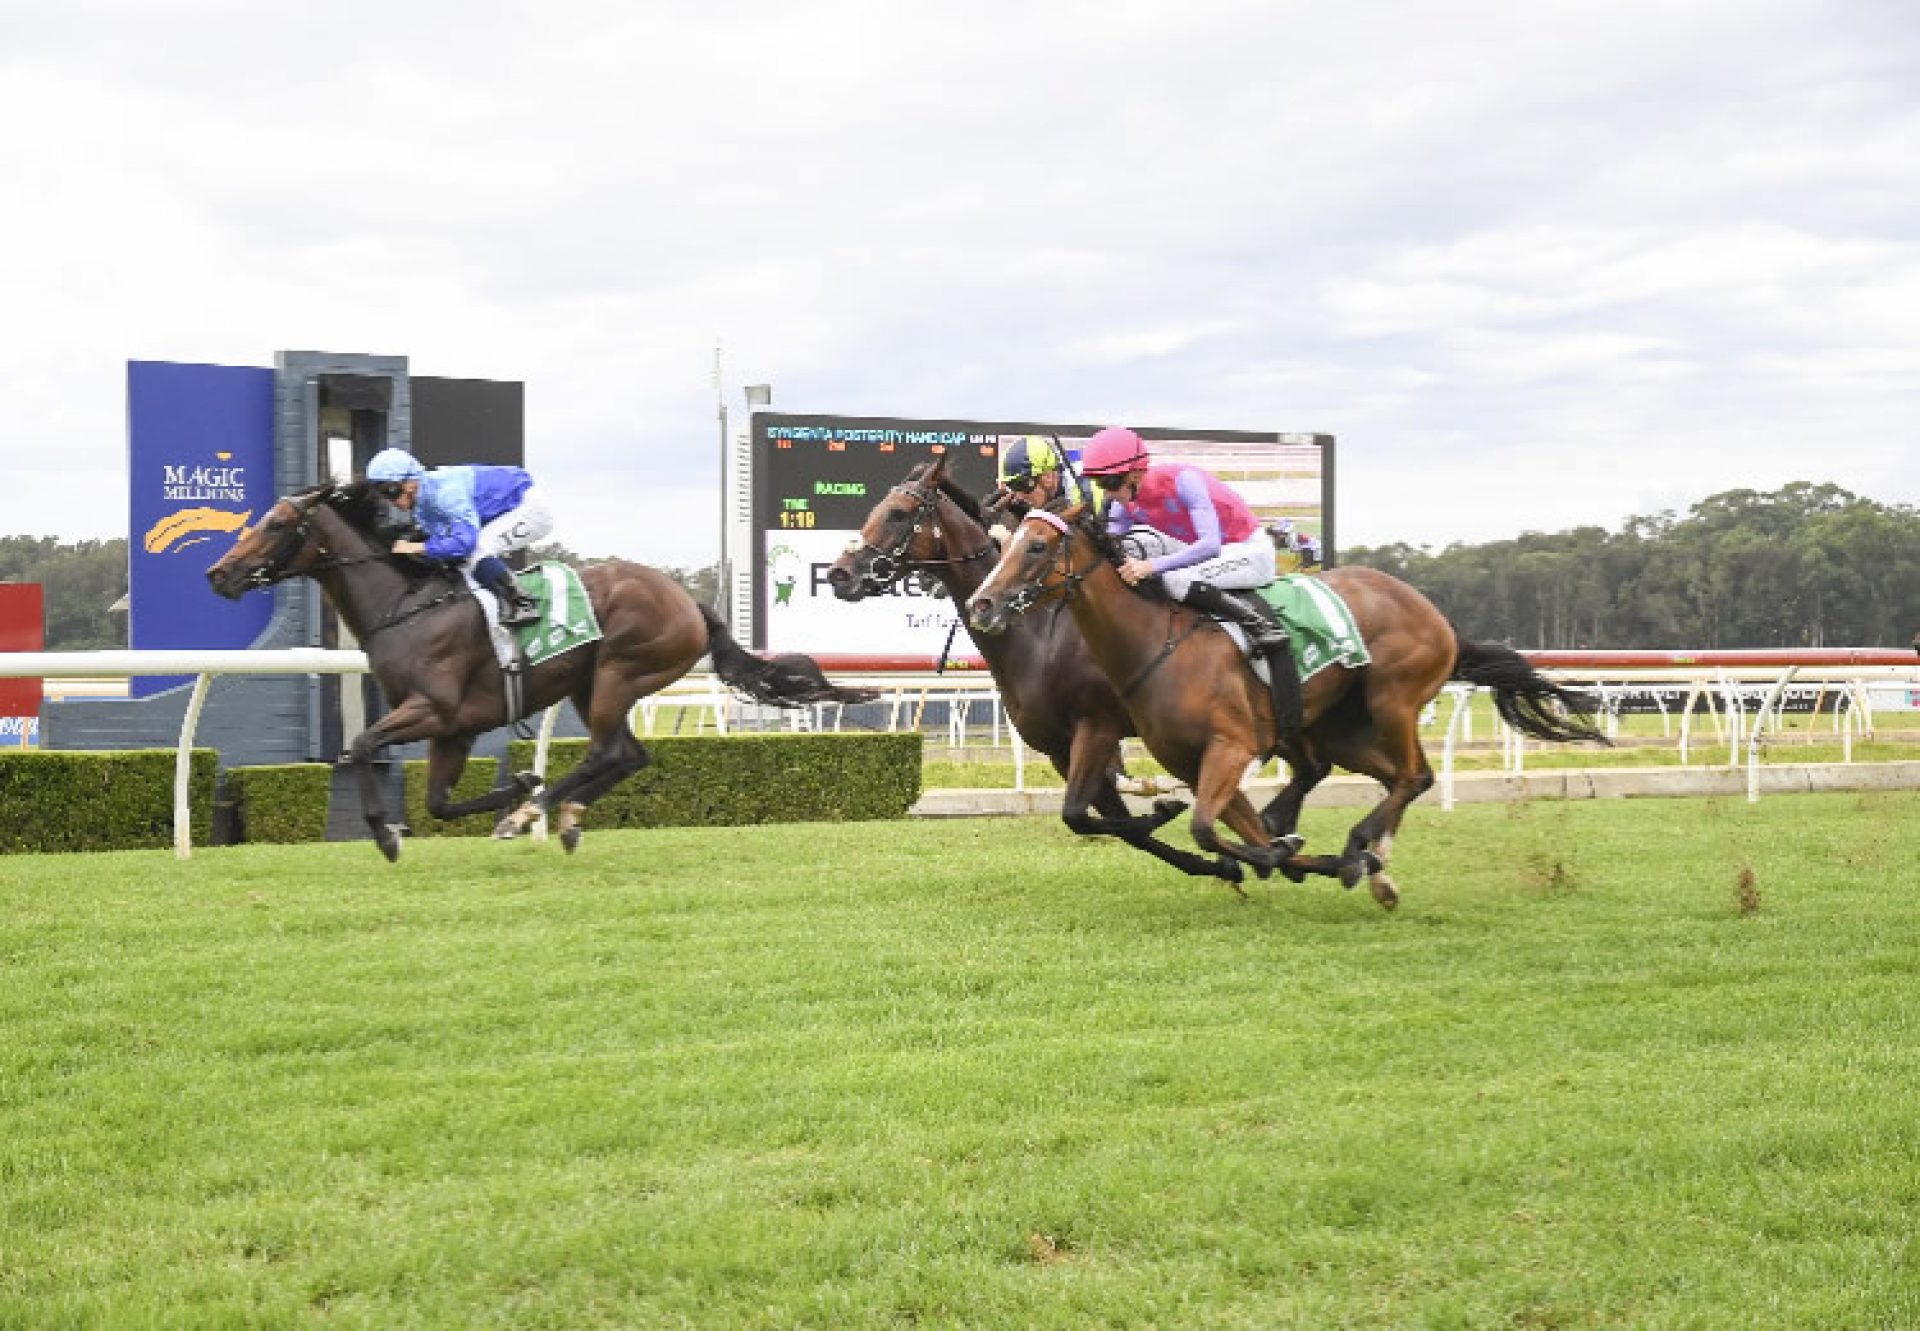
[364,447,554,627]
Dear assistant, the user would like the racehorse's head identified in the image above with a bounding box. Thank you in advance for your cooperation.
[205,483,405,599]
[205,489,336,599]
[967,500,1091,635]
[826,452,985,601]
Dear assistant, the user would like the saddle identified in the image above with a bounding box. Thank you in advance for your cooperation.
[465,563,605,722]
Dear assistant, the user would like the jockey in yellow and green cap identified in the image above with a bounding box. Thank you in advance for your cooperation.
[994,434,1095,514]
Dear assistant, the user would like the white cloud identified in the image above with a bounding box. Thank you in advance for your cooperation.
[3,0,1918,568]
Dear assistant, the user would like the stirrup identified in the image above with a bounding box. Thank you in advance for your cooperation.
[497,597,539,627]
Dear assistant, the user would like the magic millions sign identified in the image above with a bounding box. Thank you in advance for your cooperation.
[127,361,276,695]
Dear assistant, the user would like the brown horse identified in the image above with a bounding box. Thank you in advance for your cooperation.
[967,501,1607,906]
[825,454,1233,881]
[207,482,873,861]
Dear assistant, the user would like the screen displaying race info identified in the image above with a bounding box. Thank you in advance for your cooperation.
[749,412,1331,659]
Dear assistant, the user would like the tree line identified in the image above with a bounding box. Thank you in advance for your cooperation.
[1345,483,1920,650]
[6,482,1916,651]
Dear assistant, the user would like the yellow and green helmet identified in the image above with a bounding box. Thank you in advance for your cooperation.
[997,435,1065,492]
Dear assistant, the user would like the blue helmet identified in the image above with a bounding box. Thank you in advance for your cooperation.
[365,448,425,484]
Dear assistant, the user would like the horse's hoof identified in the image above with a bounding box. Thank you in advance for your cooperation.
[560,826,582,854]
[1370,875,1400,911]
[1212,856,1244,885]
[1279,860,1307,884]
[491,817,521,840]
[375,824,406,863]
[1339,858,1367,890]
[511,770,545,798]
[1150,798,1187,823]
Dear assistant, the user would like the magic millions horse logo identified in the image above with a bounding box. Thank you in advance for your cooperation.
[142,449,253,553]
[766,543,803,608]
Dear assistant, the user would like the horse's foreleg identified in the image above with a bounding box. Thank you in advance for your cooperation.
[424,735,543,821]
[347,695,446,862]
[1182,745,1304,894]
[1259,741,1331,843]
[1055,728,1237,883]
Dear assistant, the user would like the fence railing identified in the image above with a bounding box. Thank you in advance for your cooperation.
[3,648,1917,858]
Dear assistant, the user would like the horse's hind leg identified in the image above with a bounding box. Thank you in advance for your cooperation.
[550,731,651,853]
[1318,702,1438,910]
[498,672,666,851]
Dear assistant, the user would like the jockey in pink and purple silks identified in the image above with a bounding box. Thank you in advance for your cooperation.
[1077,427,1287,653]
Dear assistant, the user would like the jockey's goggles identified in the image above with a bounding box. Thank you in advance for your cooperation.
[1002,470,1040,494]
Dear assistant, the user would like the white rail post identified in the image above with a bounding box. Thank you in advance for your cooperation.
[530,704,561,843]
[173,672,215,859]
[1439,683,1473,812]
[1747,666,1800,803]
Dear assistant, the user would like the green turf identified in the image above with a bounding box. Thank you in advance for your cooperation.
[2,794,1915,1328]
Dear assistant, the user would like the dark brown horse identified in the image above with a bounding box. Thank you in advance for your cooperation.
[968,501,1607,907]
[207,482,873,861]
[824,455,1235,880]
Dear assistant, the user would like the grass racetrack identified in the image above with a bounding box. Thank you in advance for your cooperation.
[3,793,1916,1328]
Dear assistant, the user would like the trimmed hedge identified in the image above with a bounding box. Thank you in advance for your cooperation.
[0,749,217,855]
[478,732,924,832]
[223,764,333,845]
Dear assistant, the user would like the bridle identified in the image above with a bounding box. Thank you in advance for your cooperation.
[232,488,464,641]
[238,490,342,589]
[998,507,1101,616]
[846,479,995,594]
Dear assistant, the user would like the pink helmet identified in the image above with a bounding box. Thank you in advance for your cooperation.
[1079,426,1151,476]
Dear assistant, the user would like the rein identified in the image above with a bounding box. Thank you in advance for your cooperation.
[242,492,470,641]
[1020,508,1203,699]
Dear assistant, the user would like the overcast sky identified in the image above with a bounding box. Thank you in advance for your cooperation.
[6,0,1918,563]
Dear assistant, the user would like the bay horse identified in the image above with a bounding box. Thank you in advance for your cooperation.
[207,482,874,861]
[824,454,1233,881]
[967,501,1608,907]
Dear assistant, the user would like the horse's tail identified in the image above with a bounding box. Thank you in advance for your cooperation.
[699,604,879,707]
[1450,633,1611,746]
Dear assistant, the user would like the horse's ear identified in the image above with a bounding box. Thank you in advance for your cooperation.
[928,450,951,482]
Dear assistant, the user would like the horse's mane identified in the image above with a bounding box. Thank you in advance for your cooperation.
[286,480,446,581]
[1079,515,1178,604]
[903,462,987,529]
[287,480,392,533]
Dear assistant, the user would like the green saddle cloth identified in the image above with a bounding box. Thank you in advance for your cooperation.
[509,562,604,666]
[1251,575,1371,681]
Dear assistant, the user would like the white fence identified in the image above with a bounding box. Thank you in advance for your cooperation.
[2,650,1917,858]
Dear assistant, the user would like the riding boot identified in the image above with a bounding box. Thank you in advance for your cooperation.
[477,561,539,628]
[1185,581,1303,732]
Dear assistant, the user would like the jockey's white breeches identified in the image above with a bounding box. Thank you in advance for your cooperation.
[467,488,555,569]
[1118,527,1276,600]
